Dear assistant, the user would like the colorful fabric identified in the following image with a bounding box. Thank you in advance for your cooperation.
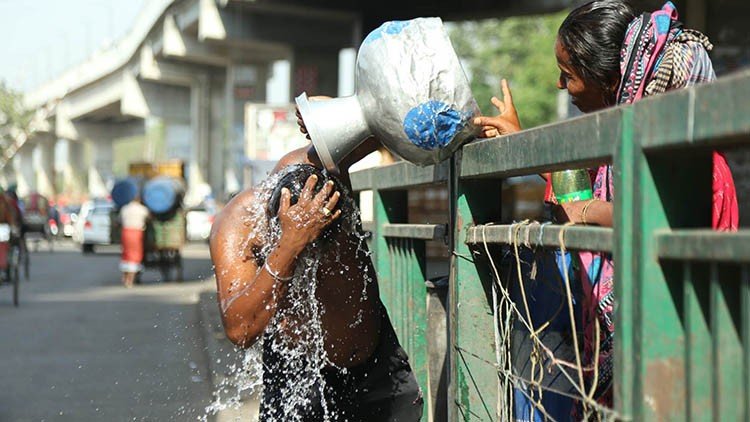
[120,228,144,273]
[566,1,738,411]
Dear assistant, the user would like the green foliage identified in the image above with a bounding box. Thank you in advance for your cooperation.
[0,82,33,141]
[448,12,567,129]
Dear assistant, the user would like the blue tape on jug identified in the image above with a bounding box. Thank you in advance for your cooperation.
[403,100,466,151]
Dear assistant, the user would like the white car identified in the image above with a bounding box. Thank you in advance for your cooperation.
[74,200,115,253]
[186,206,215,242]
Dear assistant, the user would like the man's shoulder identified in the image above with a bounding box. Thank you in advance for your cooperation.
[273,146,313,172]
[213,189,259,233]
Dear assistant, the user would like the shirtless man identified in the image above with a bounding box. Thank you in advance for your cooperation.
[210,133,423,420]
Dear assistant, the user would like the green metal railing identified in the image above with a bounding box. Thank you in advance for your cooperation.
[351,69,750,421]
[352,161,450,418]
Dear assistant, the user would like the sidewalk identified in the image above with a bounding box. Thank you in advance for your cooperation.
[197,289,260,421]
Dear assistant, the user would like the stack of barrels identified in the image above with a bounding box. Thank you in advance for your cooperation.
[110,176,186,249]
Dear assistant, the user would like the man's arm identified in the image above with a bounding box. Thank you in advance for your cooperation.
[210,175,341,348]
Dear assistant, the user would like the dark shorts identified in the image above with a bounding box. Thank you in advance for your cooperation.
[259,315,423,421]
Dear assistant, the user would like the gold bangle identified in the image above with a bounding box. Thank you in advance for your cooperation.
[581,199,597,225]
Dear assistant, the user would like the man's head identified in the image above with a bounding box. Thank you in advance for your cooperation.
[267,164,355,242]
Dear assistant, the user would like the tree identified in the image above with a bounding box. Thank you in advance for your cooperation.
[0,82,33,148]
[448,12,567,129]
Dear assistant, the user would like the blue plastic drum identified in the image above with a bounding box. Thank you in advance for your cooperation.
[111,178,140,209]
[142,177,184,215]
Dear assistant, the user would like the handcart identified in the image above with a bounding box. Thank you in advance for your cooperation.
[142,211,185,282]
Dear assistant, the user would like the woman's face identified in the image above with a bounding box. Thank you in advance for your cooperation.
[555,38,611,113]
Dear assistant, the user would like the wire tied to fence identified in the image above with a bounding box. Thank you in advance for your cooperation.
[474,220,619,421]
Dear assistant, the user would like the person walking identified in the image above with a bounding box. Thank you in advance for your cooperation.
[119,198,149,288]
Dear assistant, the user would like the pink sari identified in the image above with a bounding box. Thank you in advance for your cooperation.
[550,2,739,409]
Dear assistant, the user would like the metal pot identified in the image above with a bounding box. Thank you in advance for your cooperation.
[296,18,479,173]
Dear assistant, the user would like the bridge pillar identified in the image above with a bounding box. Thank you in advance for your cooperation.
[12,143,35,197]
[86,137,114,199]
[57,140,87,200]
[221,63,269,197]
[184,75,212,206]
[32,135,56,199]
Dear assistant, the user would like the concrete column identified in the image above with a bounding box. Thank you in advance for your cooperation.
[185,75,211,206]
[60,140,87,199]
[13,144,35,197]
[209,75,227,199]
[33,136,56,198]
[87,137,114,199]
[223,64,239,196]
[223,63,269,196]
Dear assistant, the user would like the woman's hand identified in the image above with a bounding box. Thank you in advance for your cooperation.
[554,199,613,227]
[277,174,342,252]
[473,79,522,138]
[295,95,332,140]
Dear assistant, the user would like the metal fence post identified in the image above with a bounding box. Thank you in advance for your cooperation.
[449,150,503,421]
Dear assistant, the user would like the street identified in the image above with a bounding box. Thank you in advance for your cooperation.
[0,240,219,421]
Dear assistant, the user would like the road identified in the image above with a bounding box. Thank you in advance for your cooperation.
[0,240,218,421]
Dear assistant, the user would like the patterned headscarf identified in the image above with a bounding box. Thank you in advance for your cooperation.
[615,1,738,231]
[616,1,714,104]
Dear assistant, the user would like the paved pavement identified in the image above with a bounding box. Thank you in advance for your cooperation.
[0,240,219,421]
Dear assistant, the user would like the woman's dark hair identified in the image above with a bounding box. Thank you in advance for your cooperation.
[558,1,636,93]
[266,164,353,238]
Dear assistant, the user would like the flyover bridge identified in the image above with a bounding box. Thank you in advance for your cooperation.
[12,0,736,205]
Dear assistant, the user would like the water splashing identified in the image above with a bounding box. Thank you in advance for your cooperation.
[205,165,373,421]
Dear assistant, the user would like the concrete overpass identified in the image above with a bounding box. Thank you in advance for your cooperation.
[12,0,359,203]
[11,0,742,204]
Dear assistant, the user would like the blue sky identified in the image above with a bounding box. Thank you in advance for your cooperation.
[0,0,146,92]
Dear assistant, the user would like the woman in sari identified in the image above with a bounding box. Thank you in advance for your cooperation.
[475,0,739,413]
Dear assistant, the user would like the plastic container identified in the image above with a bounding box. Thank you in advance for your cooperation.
[111,178,140,209]
[142,177,185,215]
[551,169,593,203]
[295,18,479,173]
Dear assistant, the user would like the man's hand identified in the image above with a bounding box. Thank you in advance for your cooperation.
[473,79,522,138]
[295,95,332,140]
[278,174,341,252]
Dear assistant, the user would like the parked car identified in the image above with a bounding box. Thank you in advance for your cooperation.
[60,205,81,237]
[186,206,215,242]
[74,200,115,253]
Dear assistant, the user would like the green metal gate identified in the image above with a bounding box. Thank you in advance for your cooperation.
[351,69,750,421]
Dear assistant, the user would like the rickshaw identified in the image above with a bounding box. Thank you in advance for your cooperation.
[22,192,53,252]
